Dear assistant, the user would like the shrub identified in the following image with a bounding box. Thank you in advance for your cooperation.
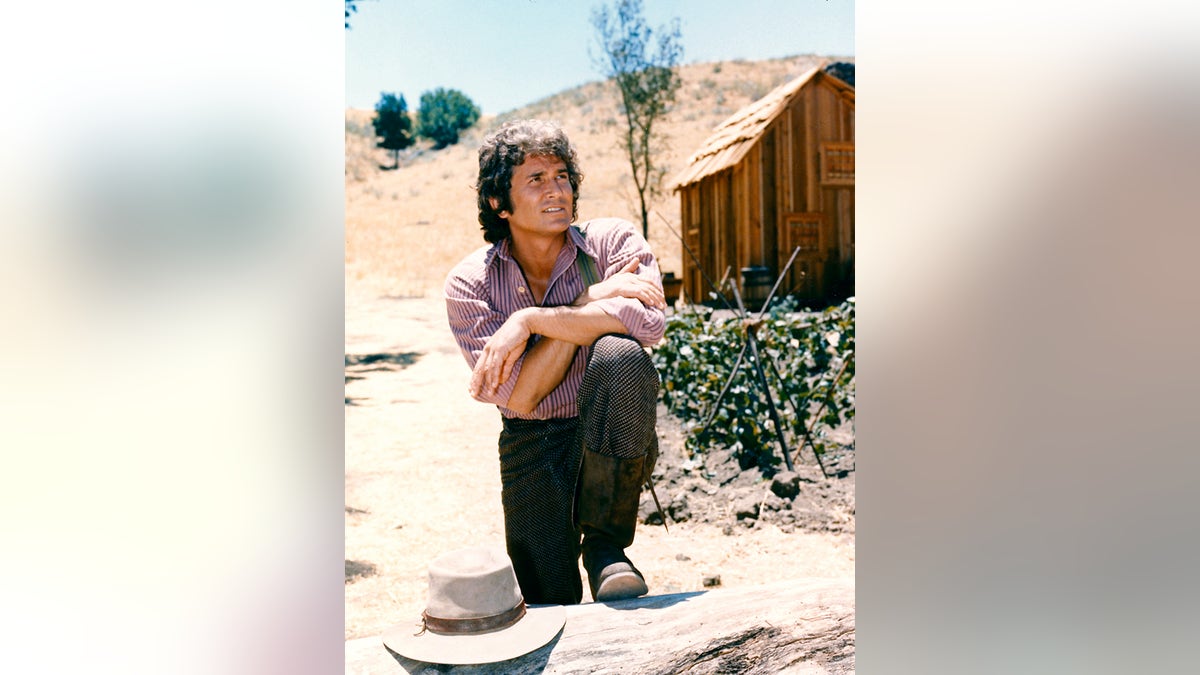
[416,88,481,150]
[653,298,855,474]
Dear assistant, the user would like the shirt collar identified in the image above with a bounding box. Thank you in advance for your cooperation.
[489,225,592,266]
[566,224,594,260]
[490,237,514,264]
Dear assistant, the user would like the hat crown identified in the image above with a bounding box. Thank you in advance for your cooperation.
[425,546,523,620]
[383,545,566,665]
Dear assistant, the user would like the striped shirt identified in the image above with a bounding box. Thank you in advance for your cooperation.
[445,217,666,420]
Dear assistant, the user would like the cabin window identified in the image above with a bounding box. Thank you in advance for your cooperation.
[820,142,855,185]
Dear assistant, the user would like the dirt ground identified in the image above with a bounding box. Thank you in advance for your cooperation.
[344,293,855,641]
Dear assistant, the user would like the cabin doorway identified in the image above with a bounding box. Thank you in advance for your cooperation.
[781,213,824,302]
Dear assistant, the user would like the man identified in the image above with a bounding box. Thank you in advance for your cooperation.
[445,119,666,605]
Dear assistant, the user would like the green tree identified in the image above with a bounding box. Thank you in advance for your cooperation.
[416,88,481,150]
[591,0,683,240]
[372,92,414,170]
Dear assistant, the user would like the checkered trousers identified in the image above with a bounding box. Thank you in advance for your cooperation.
[497,334,659,605]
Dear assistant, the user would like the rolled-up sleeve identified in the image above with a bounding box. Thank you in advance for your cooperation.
[444,259,526,408]
[587,220,667,346]
[590,296,665,346]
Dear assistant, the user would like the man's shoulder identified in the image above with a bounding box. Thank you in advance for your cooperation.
[450,243,498,274]
[576,217,638,239]
[445,243,499,292]
[575,218,650,260]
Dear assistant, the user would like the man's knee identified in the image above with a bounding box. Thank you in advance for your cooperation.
[588,334,658,392]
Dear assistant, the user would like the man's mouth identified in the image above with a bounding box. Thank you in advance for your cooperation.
[543,207,565,213]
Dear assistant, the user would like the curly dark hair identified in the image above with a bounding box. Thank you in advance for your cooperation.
[475,119,584,243]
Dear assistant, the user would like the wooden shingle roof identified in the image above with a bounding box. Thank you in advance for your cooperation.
[671,65,853,190]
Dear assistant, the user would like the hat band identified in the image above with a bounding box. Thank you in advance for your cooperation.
[421,601,527,636]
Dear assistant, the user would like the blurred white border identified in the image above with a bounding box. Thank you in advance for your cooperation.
[0,3,345,673]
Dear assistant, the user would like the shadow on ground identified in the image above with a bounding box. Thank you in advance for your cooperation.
[346,351,422,371]
[345,351,424,405]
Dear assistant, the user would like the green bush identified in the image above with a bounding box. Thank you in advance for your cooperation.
[416,88,481,149]
[652,298,855,473]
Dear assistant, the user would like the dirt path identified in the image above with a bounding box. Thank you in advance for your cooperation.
[344,295,855,640]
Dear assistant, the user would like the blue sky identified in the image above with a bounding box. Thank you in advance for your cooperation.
[345,0,854,114]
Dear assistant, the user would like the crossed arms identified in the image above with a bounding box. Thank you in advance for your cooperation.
[471,258,666,413]
[447,256,666,417]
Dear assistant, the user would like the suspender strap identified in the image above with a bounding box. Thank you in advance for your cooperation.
[569,225,668,532]
[572,226,601,287]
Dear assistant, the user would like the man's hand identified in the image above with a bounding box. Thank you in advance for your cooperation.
[576,258,666,310]
[469,309,532,400]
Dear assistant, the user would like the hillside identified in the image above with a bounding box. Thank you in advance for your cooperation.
[345,54,850,301]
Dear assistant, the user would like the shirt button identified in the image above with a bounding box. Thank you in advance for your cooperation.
[517,286,526,293]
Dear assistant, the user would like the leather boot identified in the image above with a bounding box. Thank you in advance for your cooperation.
[577,449,648,602]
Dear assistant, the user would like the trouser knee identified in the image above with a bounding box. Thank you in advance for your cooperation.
[586,334,659,402]
[577,334,659,461]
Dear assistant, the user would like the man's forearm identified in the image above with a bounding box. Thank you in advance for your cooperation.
[522,303,628,346]
[501,304,628,414]
[505,337,578,415]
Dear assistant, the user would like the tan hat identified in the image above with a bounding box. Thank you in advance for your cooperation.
[382,546,566,665]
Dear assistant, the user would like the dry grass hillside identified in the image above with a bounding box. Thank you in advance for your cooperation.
[345,54,849,301]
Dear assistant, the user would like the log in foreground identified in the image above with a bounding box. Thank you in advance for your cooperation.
[346,577,854,674]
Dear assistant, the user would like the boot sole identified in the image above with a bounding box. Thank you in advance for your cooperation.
[594,570,649,602]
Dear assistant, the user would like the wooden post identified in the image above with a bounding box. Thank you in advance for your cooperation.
[728,281,794,473]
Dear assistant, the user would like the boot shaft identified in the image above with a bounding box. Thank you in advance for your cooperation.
[576,449,645,549]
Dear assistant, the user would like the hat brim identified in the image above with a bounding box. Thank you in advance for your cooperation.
[382,604,565,666]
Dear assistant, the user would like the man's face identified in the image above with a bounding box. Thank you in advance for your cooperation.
[499,154,573,241]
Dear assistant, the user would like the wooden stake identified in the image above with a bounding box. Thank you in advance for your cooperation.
[791,351,854,472]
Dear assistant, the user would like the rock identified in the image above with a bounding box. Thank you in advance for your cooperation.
[702,574,721,587]
[722,523,735,536]
[761,492,787,512]
[667,491,691,522]
[675,553,692,561]
[770,471,801,499]
[790,508,822,531]
[733,495,760,520]
[705,449,742,486]
[639,492,665,525]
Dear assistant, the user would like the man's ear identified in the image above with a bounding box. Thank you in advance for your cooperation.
[488,197,509,219]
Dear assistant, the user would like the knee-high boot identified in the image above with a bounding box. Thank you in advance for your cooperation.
[577,448,648,602]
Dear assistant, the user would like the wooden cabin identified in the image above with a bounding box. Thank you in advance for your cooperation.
[672,64,854,308]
